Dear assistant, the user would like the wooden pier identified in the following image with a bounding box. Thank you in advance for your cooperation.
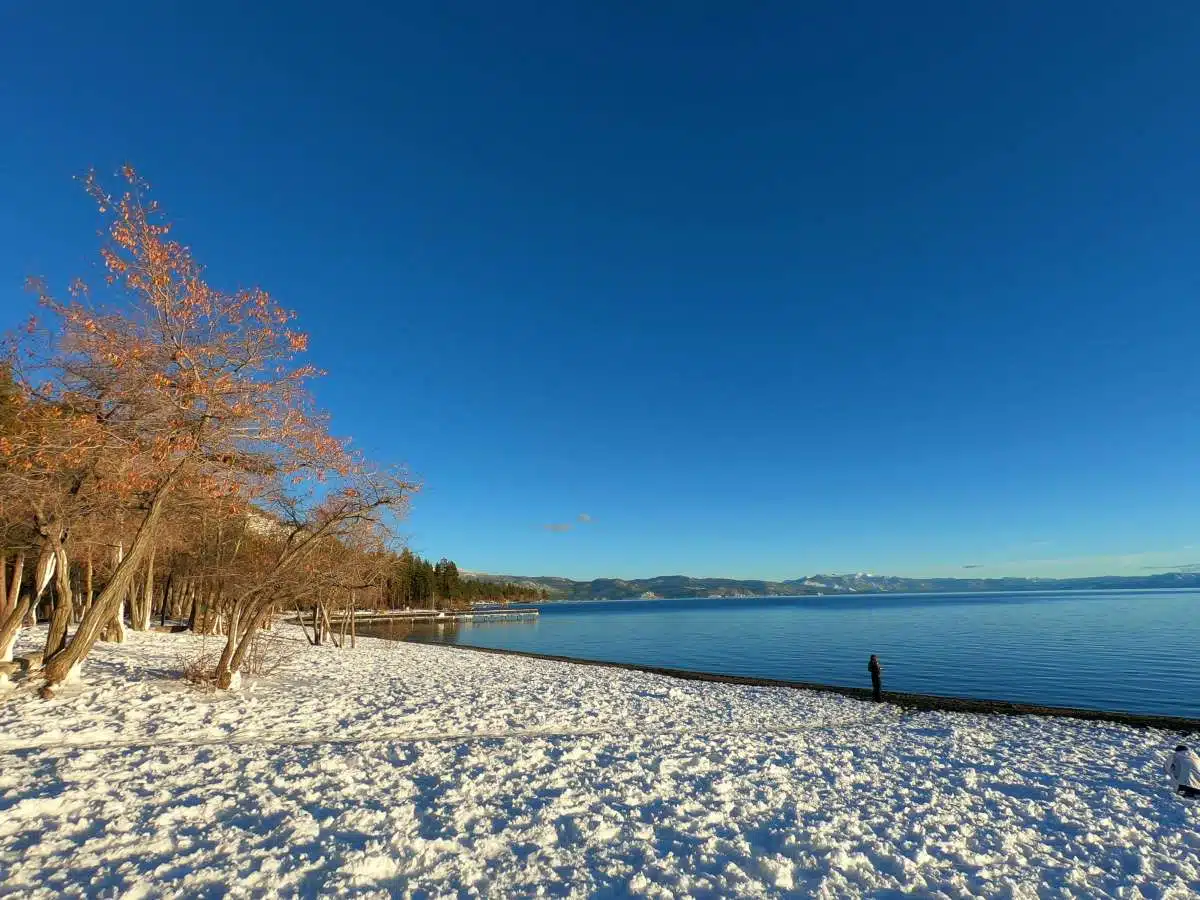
[289,607,539,625]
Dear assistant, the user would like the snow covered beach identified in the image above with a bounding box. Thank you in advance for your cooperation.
[2,628,1199,898]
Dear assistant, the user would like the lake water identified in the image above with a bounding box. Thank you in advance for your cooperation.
[371,590,1200,719]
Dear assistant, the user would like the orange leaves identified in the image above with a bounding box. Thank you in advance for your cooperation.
[5,163,413,581]
[100,249,127,273]
[111,221,136,250]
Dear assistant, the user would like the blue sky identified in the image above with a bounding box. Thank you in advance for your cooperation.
[3,2,1200,580]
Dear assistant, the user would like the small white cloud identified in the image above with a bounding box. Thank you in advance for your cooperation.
[577,513,592,524]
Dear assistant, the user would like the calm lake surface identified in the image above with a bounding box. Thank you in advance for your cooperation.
[370,590,1200,718]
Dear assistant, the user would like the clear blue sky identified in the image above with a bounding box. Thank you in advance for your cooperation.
[3,2,1200,580]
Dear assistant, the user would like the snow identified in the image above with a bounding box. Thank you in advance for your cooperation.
[2,627,1199,898]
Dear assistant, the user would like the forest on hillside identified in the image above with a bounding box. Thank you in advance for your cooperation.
[385,551,546,609]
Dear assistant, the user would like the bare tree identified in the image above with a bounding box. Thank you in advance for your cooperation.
[207,471,412,688]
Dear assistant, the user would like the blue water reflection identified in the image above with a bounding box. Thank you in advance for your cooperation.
[393,590,1200,718]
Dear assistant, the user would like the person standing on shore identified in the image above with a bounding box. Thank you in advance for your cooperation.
[868,654,883,702]
[1166,744,1200,797]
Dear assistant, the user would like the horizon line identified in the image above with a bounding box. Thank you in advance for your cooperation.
[466,568,1196,583]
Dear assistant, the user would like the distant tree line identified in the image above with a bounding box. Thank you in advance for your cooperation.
[382,550,545,610]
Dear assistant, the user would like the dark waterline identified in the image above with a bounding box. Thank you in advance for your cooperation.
[362,590,1200,719]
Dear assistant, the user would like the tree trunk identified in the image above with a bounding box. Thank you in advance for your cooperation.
[7,553,23,612]
[100,543,128,643]
[187,579,199,632]
[0,595,33,663]
[202,583,214,634]
[43,477,175,687]
[323,602,340,649]
[0,553,25,661]
[128,567,143,631]
[44,546,73,659]
[161,571,173,628]
[127,557,141,630]
[30,543,56,627]
[350,593,357,649]
[126,573,139,632]
[198,582,208,631]
[3,544,55,662]
[132,548,155,631]
[83,548,94,616]
[203,583,224,635]
[213,605,241,684]
[0,553,7,622]
[143,548,155,628]
[199,584,212,634]
[218,604,272,689]
[294,599,317,645]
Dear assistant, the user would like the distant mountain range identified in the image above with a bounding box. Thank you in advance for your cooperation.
[462,570,1200,601]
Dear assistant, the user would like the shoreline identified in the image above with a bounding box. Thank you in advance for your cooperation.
[4,626,1200,896]
[410,639,1200,734]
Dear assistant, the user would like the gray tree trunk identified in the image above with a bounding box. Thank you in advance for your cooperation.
[321,602,340,648]
[43,477,175,686]
[187,579,199,632]
[100,543,128,644]
[131,548,155,631]
[161,571,173,628]
[0,553,25,661]
[214,605,241,682]
[0,595,33,663]
[83,548,94,617]
[6,553,22,613]
[217,604,272,689]
[294,599,316,645]
[44,546,73,659]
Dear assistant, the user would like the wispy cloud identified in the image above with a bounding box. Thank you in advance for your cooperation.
[956,549,1193,578]
[1143,562,1200,573]
[542,514,592,534]
[912,546,1200,579]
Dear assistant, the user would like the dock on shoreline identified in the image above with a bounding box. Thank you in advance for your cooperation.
[288,607,540,626]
